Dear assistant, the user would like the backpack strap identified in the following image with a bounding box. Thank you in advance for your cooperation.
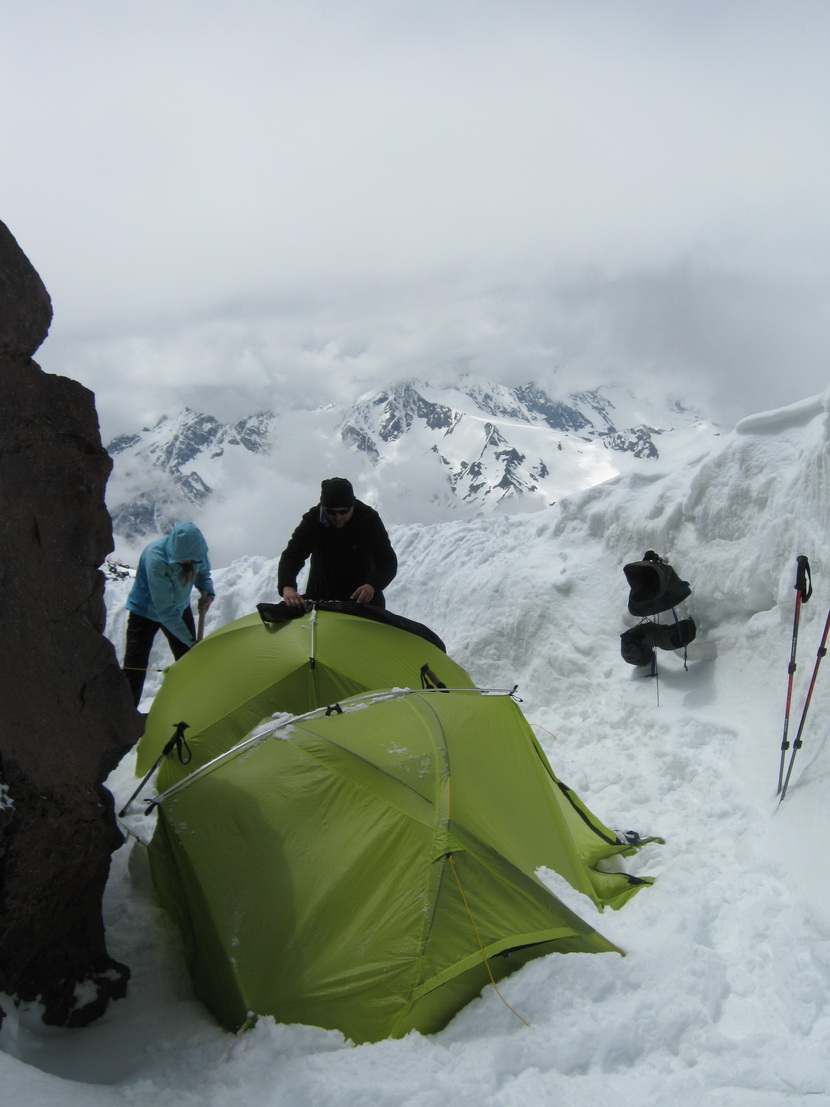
[671,608,690,671]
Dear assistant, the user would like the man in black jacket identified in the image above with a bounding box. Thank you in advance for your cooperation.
[278,477,397,610]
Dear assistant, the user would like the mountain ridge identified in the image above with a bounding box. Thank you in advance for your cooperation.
[105,378,717,553]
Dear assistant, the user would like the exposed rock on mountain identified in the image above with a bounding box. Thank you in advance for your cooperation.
[0,220,142,1028]
[340,379,703,508]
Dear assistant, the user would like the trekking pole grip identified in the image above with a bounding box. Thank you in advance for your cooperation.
[795,555,812,603]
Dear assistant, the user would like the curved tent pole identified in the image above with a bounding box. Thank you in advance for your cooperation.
[145,686,523,810]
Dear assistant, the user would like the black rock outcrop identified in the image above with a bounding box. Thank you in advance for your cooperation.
[0,220,143,1027]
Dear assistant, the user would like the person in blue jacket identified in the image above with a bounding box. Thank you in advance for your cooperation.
[123,521,215,706]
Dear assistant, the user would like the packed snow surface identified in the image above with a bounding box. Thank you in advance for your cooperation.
[3,390,830,1105]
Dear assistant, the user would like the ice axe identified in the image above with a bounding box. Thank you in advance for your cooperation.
[197,595,211,641]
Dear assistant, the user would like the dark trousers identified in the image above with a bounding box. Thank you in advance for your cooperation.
[123,606,196,707]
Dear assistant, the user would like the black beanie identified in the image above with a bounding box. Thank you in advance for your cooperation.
[320,477,355,508]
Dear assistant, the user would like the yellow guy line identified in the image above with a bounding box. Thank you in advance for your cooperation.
[446,853,530,1029]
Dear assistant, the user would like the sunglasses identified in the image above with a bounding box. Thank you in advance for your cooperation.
[324,507,352,516]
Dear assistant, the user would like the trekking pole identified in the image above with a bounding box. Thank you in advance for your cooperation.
[118,722,191,817]
[779,601,830,803]
[777,555,812,794]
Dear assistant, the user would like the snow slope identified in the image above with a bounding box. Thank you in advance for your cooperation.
[2,389,830,1106]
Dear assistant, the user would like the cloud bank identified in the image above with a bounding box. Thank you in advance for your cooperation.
[3,0,829,435]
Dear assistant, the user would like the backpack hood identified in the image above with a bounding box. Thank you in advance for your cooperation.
[623,550,691,617]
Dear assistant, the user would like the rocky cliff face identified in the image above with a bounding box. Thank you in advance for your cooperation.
[0,220,143,1027]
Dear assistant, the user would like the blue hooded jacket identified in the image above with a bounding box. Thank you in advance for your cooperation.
[127,522,215,646]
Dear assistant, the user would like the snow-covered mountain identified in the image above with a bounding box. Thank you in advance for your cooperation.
[107,410,275,542]
[342,379,710,509]
[105,379,717,556]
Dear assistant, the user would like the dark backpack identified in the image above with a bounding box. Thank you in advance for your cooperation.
[623,550,691,617]
[620,626,655,668]
[620,618,697,667]
[641,617,696,651]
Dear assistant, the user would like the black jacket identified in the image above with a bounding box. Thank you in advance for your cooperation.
[277,501,397,607]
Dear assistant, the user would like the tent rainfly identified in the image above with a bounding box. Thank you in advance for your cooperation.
[135,604,655,1043]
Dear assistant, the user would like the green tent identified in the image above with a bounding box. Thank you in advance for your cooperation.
[136,604,477,787]
[138,605,653,1043]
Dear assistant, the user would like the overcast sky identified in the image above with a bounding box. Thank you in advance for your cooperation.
[4,0,830,439]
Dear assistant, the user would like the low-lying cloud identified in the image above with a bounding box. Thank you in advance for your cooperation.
[4,0,829,439]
